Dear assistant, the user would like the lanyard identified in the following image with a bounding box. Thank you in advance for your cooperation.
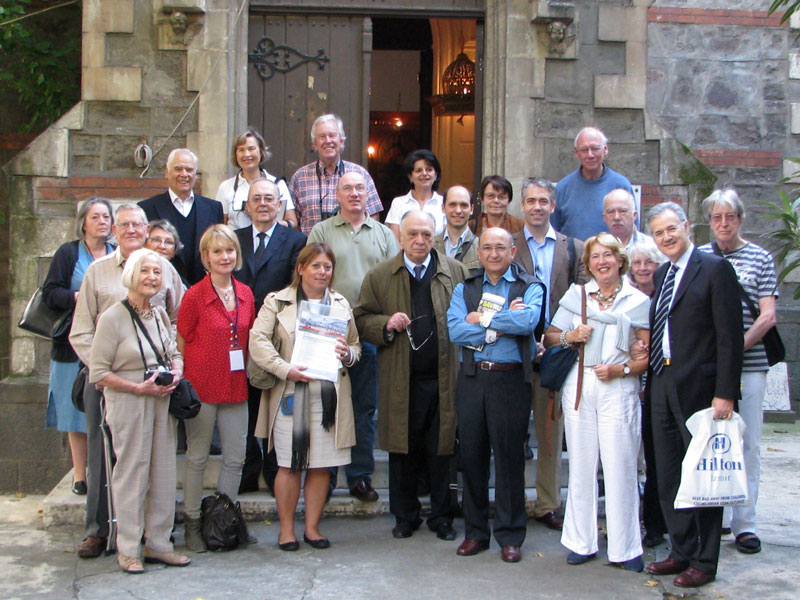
[316,159,343,216]
[211,279,240,347]
[232,169,267,212]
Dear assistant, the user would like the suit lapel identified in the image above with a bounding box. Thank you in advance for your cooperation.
[550,233,568,302]
[651,262,669,321]
[670,248,701,309]
[240,226,257,276]
[258,225,287,273]
[512,231,534,275]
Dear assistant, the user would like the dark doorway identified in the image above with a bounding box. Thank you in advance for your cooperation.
[368,18,434,211]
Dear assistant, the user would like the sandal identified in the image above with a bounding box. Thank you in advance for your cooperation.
[735,532,761,554]
[118,554,144,574]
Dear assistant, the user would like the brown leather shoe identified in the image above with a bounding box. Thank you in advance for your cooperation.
[645,557,690,576]
[349,480,379,502]
[77,535,106,559]
[456,538,490,556]
[501,545,522,563]
[534,511,563,531]
[674,566,715,588]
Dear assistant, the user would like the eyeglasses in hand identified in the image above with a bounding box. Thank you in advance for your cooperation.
[405,315,433,351]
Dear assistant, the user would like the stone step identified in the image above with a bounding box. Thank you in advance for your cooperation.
[43,449,570,527]
[174,448,569,491]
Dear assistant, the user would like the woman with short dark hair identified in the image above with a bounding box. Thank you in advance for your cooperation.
[475,175,525,235]
[385,149,445,241]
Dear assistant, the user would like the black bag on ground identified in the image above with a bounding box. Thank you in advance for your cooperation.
[71,364,88,412]
[200,491,250,551]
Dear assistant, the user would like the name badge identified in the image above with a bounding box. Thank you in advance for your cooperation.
[229,348,245,371]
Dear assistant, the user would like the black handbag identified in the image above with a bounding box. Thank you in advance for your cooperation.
[200,491,251,551]
[711,243,785,366]
[169,378,201,419]
[538,344,579,392]
[18,287,73,339]
[71,363,88,412]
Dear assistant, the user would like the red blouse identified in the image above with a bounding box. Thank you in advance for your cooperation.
[178,275,255,404]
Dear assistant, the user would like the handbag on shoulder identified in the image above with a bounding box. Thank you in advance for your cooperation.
[18,287,72,340]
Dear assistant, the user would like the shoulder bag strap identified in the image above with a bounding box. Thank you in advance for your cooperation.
[574,284,586,411]
[121,300,169,371]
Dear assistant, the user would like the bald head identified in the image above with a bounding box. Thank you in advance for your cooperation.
[602,188,637,243]
[477,227,516,281]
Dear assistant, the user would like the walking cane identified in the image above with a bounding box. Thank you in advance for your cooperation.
[99,393,117,555]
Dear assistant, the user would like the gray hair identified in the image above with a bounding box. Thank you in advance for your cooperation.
[115,203,148,224]
[148,219,184,253]
[75,197,114,239]
[521,177,555,198]
[121,248,164,292]
[573,126,608,149]
[400,209,436,230]
[646,201,687,230]
[628,238,667,266]
[310,114,346,145]
[702,188,745,222]
[603,188,635,212]
[166,148,198,170]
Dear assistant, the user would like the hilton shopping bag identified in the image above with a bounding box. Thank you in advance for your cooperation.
[674,408,748,509]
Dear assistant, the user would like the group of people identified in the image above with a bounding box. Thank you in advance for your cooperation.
[40,119,776,586]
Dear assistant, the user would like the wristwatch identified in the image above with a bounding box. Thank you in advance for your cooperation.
[622,363,631,377]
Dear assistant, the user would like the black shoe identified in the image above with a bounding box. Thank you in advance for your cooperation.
[209,444,222,456]
[303,533,331,549]
[434,523,457,541]
[720,527,732,536]
[392,520,420,539]
[238,480,259,494]
[524,433,534,460]
[278,540,299,551]
[72,481,87,495]
[349,480,379,502]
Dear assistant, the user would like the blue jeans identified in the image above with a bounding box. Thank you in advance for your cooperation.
[332,341,377,488]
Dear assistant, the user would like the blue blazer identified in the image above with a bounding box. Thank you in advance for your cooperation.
[234,224,307,310]
[138,191,224,285]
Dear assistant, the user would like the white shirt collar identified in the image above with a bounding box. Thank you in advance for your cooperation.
[168,188,195,216]
[403,252,432,277]
[252,221,278,247]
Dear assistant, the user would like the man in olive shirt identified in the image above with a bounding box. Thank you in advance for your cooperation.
[307,172,399,501]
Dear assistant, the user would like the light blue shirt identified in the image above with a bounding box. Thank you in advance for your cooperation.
[448,267,544,363]
[443,227,472,258]
[403,252,432,278]
[524,224,557,323]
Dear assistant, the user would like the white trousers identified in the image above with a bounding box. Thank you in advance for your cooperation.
[561,367,643,562]
[105,391,176,558]
[723,370,765,535]
[184,401,248,520]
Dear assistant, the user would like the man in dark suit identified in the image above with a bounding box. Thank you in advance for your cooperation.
[512,178,586,531]
[644,201,743,588]
[235,178,306,492]
[138,148,224,285]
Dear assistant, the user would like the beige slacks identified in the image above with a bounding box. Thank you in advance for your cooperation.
[532,373,564,516]
[105,390,176,558]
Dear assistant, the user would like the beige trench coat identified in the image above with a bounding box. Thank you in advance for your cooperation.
[248,286,361,453]
[354,250,468,455]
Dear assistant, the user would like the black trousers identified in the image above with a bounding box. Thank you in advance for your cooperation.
[456,367,529,548]
[83,379,110,538]
[650,368,722,575]
[641,393,667,537]
[389,378,453,530]
[240,382,277,492]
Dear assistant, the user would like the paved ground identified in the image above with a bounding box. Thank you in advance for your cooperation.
[1,423,798,600]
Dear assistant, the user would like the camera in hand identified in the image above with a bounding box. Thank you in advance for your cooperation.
[145,367,173,386]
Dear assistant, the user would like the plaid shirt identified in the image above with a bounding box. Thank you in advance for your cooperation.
[289,159,383,234]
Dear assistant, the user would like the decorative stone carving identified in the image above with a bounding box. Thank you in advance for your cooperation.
[157,6,205,50]
[542,20,576,57]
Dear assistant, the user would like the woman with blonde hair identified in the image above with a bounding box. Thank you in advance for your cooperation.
[544,233,650,571]
[178,224,256,552]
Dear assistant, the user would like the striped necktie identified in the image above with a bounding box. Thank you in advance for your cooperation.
[650,264,678,375]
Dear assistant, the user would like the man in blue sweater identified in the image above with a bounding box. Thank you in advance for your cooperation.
[551,127,633,241]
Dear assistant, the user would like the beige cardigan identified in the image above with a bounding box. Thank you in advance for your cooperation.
[248,286,361,452]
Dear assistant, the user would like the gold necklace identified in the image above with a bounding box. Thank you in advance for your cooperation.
[594,282,622,309]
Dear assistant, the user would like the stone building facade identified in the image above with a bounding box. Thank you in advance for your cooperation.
[2,0,798,491]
